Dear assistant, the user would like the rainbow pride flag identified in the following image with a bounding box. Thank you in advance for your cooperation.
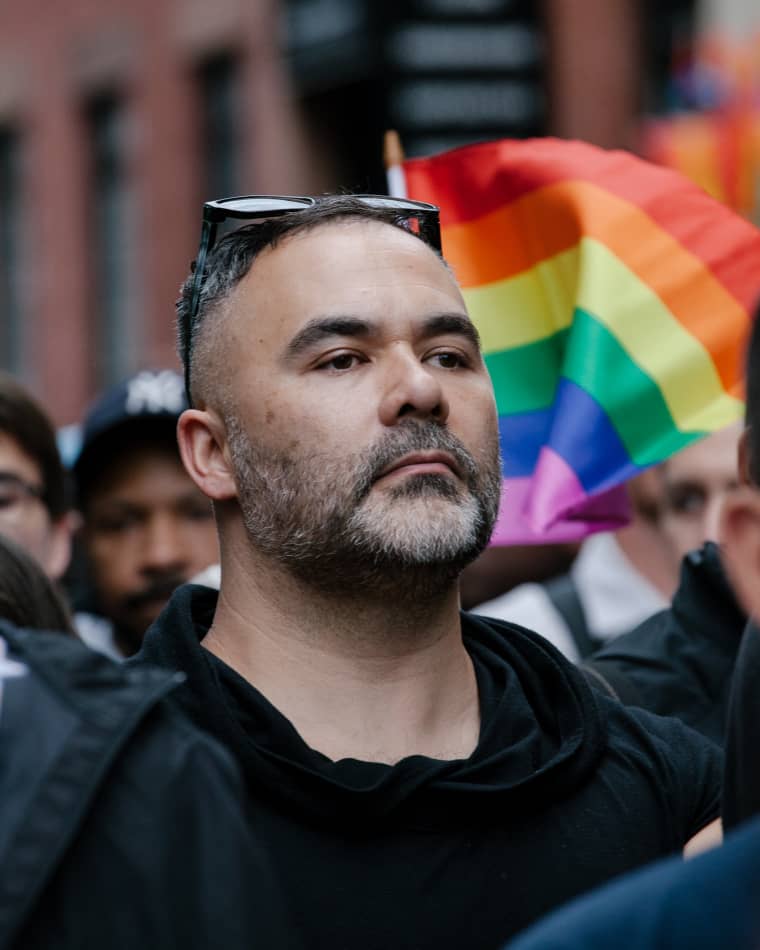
[400,137,760,544]
[641,33,760,222]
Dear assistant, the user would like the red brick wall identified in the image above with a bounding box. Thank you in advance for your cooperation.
[0,0,319,424]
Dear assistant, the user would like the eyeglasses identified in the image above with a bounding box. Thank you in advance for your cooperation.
[182,194,442,403]
[0,473,45,523]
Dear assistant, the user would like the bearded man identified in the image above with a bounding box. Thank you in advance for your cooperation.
[134,196,721,949]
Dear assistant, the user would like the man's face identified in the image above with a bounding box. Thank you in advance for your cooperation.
[83,441,218,650]
[214,220,502,597]
[660,421,742,560]
[0,432,69,579]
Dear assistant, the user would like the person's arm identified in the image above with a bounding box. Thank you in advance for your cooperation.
[683,817,722,857]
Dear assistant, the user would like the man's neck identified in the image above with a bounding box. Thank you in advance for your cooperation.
[202,543,480,764]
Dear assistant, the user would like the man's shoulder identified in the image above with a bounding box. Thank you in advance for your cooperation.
[466,616,720,810]
[599,691,721,758]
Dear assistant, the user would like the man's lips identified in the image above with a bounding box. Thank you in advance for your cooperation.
[374,451,461,484]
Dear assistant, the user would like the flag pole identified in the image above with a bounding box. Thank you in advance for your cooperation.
[384,129,407,198]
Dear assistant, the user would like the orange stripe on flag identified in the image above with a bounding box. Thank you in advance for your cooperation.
[443,180,749,392]
[404,138,760,312]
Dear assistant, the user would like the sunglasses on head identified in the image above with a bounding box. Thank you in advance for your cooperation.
[181,194,442,403]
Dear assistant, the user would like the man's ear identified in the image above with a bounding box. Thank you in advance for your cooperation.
[720,486,760,617]
[177,408,238,501]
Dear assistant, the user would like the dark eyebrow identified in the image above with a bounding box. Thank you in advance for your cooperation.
[283,311,480,363]
[284,317,372,361]
[421,313,481,349]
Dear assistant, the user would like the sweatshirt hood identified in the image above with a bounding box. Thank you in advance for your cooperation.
[134,586,607,827]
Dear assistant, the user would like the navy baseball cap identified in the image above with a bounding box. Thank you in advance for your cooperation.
[73,370,187,489]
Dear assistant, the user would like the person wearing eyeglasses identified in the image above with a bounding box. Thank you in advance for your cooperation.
[132,195,722,949]
[0,373,72,581]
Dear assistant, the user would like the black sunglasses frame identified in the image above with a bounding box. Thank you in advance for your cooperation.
[181,194,442,403]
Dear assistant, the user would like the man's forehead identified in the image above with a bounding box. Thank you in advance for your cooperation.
[248,218,451,283]
[233,218,463,329]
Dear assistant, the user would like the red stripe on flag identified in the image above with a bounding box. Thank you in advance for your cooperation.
[404,138,760,311]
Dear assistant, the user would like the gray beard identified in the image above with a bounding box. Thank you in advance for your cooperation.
[226,416,502,601]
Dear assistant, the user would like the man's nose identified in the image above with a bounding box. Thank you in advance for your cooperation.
[378,346,450,427]
[140,515,189,574]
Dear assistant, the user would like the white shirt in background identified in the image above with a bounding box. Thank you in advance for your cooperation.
[473,532,668,662]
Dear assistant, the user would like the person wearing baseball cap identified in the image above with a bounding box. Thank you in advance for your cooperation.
[73,370,218,658]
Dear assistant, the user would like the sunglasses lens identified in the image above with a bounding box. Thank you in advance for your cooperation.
[354,195,435,212]
[352,196,440,250]
[210,196,314,215]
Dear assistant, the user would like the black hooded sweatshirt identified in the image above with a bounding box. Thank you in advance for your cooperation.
[135,585,721,950]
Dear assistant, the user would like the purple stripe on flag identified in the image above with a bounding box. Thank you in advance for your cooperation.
[491,454,630,545]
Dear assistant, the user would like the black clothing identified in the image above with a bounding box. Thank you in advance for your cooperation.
[0,622,289,950]
[505,816,760,950]
[136,584,721,950]
[723,622,760,830]
[585,543,746,744]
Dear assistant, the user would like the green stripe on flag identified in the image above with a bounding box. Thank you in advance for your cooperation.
[485,330,567,415]
[565,308,707,465]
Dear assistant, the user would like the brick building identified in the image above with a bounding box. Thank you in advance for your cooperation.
[0,0,338,423]
[0,0,683,425]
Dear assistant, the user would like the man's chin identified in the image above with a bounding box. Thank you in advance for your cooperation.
[345,507,487,580]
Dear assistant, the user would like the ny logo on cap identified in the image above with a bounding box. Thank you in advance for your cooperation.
[125,371,185,416]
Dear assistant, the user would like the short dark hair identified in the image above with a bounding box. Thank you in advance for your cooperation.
[0,533,75,635]
[746,302,760,485]
[176,196,441,404]
[0,373,68,519]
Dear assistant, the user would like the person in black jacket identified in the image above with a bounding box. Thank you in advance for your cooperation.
[584,540,746,744]
[0,621,292,949]
[132,194,722,949]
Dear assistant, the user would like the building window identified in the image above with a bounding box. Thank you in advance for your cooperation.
[0,126,26,373]
[86,94,139,386]
[197,54,242,201]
